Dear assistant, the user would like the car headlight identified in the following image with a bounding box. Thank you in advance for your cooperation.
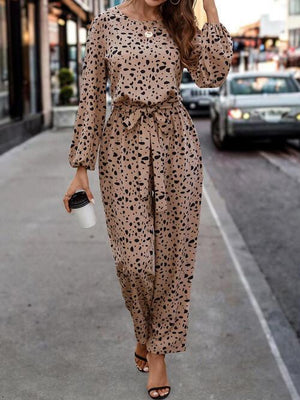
[296,113,300,121]
[228,108,243,119]
[227,108,251,120]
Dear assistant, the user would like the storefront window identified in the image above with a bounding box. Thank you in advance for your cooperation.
[49,12,60,106]
[48,3,93,106]
[79,26,87,60]
[0,0,9,123]
[289,28,300,47]
[66,18,78,101]
[289,0,300,15]
[21,0,39,115]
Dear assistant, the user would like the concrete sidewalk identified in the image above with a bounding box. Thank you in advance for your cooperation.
[0,128,297,400]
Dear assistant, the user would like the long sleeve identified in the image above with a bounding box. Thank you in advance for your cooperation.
[185,21,233,88]
[68,16,108,170]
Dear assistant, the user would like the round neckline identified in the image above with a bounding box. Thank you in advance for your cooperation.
[115,5,163,23]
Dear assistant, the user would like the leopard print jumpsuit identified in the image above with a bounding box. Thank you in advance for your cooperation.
[68,5,233,354]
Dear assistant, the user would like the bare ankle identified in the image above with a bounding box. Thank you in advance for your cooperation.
[148,352,165,359]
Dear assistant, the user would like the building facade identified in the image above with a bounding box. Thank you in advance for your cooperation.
[0,0,104,154]
[287,0,300,48]
[0,0,43,153]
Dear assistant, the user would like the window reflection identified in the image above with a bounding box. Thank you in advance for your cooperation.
[0,0,9,123]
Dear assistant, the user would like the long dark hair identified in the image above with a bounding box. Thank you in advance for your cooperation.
[120,0,201,68]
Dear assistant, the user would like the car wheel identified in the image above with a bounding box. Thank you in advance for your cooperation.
[211,116,231,150]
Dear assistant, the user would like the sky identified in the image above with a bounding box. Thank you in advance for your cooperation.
[213,0,282,33]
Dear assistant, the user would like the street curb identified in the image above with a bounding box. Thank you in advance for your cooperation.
[202,165,300,400]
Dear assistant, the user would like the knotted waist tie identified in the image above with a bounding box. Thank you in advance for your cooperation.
[112,96,182,213]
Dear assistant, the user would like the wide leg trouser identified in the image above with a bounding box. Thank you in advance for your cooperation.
[98,102,203,354]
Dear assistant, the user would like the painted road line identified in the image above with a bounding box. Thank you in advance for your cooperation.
[259,148,300,183]
[203,166,300,400]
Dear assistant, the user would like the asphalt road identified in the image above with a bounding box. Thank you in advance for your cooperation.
[194,115,300,340]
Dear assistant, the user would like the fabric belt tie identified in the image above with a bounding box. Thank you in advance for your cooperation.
[113,97,181,213]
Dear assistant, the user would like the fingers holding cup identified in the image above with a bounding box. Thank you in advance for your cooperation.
[63,192,73,213]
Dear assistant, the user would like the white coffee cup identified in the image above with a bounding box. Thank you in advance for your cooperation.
[69,189,96,228]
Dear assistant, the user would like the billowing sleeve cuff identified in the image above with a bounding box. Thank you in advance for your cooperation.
[68,16,108,171]
[186,21,233,88]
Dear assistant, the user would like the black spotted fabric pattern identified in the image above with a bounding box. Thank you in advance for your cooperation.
[187,22,233,88]
[68,5,233,354]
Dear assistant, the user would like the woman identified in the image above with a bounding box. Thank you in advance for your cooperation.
[63,0,233,398]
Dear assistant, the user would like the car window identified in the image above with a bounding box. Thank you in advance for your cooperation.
[230,76,300,95]
[219,83,227,96]
[181,70,193,84]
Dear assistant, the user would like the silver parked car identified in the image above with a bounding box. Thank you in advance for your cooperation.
[210,71,300,149]
[180,68,219,116]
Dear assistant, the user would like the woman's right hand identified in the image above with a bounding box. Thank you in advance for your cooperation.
[63,166,95,213]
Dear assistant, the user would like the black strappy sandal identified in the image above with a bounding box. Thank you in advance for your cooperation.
[147,385,171,399]
[134,352,149,373]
